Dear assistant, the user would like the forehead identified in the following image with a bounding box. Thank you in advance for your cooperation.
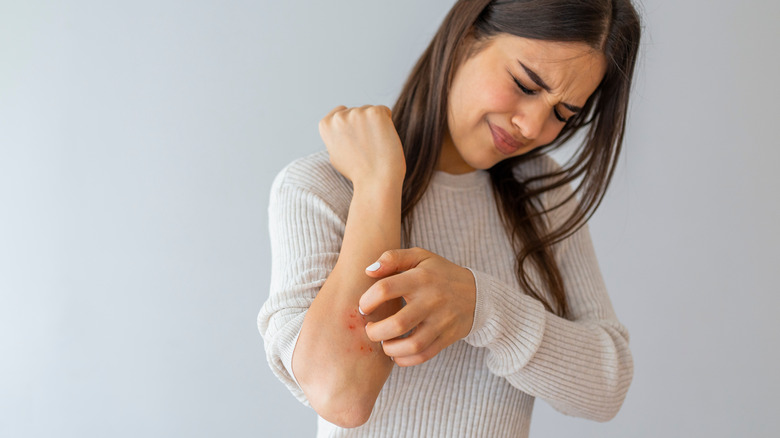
[482,34,606,103]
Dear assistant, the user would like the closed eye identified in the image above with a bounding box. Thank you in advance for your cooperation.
[553,109,570,123]
[511,74,537,96]
[511,72,571,123]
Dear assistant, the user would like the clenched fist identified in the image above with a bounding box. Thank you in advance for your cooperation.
[318,105,406,188]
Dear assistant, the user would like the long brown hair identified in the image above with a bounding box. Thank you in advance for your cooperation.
[392,0,641,318]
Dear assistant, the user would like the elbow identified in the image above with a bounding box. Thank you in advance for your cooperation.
[307,387,375,428]
[292,354,382,428]
[590,363,633,422]
[294,369,378,428]
[296,366,378,428]
[563,382,629,423]
[319,403,373,429]
[591,329,634,422]
[592,391,627,423]
[565,357,633,422]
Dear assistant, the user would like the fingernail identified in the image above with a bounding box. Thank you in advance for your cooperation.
[366,262,381,272]
[358,306,367,316]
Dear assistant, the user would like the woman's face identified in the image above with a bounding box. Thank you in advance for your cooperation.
[440,34,607,174]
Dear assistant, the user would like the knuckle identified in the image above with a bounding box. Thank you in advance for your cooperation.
[380,249,398,264]
[390,318,407,335]
[366,329,380,343]
[414,269,436,287]
[318,117,330,131]
[408,337,425,353]
[430,291,447,307]
[419,350,435,363]
[375,280,392,299]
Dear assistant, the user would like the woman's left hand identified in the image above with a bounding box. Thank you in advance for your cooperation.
[358,248,476,367]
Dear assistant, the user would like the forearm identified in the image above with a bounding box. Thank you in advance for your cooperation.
[292,181,402,427]
[517,312,632,421]
[465,267,633,421]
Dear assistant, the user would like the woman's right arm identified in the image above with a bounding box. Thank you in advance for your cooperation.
[267,106,406,427]
[293,178,402,427]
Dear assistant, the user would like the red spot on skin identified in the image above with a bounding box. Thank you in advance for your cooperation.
[348,324,355,330]
[369,347,373,353]
[360,346,364,351]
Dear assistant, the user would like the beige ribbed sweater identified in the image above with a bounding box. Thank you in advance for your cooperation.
[258,151,633,437]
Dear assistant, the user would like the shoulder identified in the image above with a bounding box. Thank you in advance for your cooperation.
[273,150,347,189]
[511,153,576,219]
[270,150,353,216]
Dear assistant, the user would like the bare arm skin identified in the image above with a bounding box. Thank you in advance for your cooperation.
[291,105,405,428]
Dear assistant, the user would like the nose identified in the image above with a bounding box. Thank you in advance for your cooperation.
[510,101,548,142]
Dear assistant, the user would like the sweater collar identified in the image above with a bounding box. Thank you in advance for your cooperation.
[431,169,490,189]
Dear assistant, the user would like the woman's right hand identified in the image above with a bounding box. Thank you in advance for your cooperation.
[318,105,406,188]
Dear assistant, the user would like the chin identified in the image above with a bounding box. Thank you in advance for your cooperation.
[464,151,502,171]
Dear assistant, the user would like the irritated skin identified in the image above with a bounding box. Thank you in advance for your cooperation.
[345,308,375,354]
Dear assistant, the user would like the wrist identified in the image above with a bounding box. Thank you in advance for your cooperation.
[351,160,405,191]
[352,177,404,201]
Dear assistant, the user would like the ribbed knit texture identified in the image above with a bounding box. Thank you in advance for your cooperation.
[258,151,633,437]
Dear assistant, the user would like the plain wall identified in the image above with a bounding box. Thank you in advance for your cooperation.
[1,0,778,436]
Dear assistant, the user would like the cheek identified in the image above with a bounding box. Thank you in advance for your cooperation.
[480,83,517,114]
[457,69,516,119]
[539,123,566,145]
[449,73,518,135]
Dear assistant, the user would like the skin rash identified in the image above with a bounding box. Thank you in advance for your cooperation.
[346,308,375,354]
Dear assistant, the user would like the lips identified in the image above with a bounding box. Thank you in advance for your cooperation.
[489,122,524,156]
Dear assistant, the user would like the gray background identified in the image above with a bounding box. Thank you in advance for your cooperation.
[1,0,778,437]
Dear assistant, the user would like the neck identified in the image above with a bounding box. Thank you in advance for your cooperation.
[437,132,476,175]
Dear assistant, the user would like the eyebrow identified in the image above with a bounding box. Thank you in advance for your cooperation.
[518,61,582,113]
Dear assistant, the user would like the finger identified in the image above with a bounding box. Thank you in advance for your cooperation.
[318,105,348,138]
[364,303,426,342]
[376,105,392,118]
[392,334,451,368]
[359,268,421,315]
[380,322,439,357]
[324,105,348,119]
[364,247,430,279]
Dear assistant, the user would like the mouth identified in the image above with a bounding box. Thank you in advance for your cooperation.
[489,122,524,156]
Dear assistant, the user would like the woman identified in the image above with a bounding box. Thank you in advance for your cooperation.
[259,0,641,436]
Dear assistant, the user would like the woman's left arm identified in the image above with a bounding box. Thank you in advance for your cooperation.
[358,185,632,422]
[463,221,633,422]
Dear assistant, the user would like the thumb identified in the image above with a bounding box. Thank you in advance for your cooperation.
[365,248,429,278]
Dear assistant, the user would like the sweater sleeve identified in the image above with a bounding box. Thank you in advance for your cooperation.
[257,159,350,406]
[463,175,633,422]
